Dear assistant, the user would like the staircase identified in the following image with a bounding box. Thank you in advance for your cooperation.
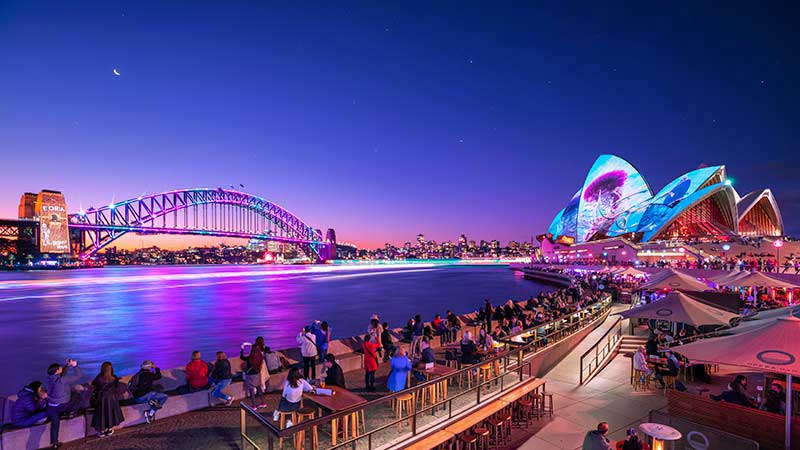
[619,335,648,357]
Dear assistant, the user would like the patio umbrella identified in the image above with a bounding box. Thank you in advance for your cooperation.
[616,291,738,327]
[730,271,800,289]
[637,269,711,292]
[672,315,800,449]
[613,266,649,278]
[709,270,748,285]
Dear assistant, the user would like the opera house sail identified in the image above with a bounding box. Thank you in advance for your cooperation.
[544,155,784,246]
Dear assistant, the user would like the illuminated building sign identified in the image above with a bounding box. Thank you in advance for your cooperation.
[36,190,70,254]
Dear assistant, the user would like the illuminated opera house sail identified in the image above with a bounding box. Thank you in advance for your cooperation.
[545,155,784,245]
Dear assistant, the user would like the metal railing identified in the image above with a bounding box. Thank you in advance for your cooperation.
[579,315,623,385]
[241,298,612,450]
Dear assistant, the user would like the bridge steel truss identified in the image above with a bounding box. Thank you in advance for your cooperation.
[68,189,330,261]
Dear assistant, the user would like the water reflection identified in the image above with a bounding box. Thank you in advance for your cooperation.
[0,264,545,395]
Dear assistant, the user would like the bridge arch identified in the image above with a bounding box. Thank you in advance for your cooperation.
[68,189,329,262]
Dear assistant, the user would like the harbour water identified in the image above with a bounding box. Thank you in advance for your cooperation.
[0,262,546,395]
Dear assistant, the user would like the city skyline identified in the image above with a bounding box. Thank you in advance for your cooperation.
[2,2,798,249]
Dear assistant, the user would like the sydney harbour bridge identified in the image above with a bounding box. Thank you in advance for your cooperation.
[0,188,335,263]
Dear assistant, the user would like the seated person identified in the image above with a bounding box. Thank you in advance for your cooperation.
[271,368,314,427]
[655,350,679,388]
[322,354,346,388]
[129,360,169,423]
[459,332,479,365]
[621,427,644,450]
[184,351,210,392]
[413,338,436,381]
[632,346,653,377]
[12,381,48,427]
[711,374,756,408]
[762,381,786,415]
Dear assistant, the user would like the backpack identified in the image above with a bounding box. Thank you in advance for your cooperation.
[127,372,142,395]
[248,349,264,373]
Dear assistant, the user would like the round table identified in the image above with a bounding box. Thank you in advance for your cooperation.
[639,423,681,450]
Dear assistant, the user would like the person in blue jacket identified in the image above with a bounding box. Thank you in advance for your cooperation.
[387,347,412,392]
[11,381,48,428]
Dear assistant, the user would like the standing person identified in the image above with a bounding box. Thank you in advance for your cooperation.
[209,352,234,406]
[582,422,613,450]
[241,340,267,409]
[446,310,462,342]
[11,381,48,428]
[311,320,330,364]
[362,334,380,391]
[297,326,318,380]
[271,368,314,428]
[45,358,83,447]
[184,351,209,393]
[129,360,169,423]
[368,318,385,359]
[387,347,412,392]
[90,362,125,438]
[411,314,424,355]
[484,299,493,331]
[381,322,396,361]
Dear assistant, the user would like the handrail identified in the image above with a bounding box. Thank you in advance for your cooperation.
[241,298,613,449]
[579,315,623,385]
[496,296,611,345]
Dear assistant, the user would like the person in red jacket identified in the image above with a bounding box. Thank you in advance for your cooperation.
[362,334,380,392]
[185,351,209,393]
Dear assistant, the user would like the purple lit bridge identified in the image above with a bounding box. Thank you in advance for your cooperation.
[68,189,332,262]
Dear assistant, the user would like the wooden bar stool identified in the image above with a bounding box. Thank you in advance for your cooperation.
[487,416,506,448]
[394,393,415,430]
[459,432,478,450]
[662,375,676,394]
[473,426,490,450]
[633,370,650,391]
[277,411,298,449]
[296,407,318,450]
[497,411,512,444]
[479,364,493,393]
[514,398,533,428]
[540,393,554,418]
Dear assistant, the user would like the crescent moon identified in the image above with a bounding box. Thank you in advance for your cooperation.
[113,69,121,76]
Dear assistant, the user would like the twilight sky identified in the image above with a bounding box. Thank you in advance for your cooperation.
[1,2,798,249]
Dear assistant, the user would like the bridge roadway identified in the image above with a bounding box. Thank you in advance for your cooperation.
[519,305,667,450]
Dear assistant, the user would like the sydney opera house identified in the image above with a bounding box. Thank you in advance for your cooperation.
[539,155,784,262]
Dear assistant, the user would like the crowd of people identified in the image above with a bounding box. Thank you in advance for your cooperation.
[9,271,615,450]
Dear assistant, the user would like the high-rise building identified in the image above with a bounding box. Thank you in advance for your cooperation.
[18,193,37,219]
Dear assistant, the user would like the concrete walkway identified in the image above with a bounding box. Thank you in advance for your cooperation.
[519,307,667,450]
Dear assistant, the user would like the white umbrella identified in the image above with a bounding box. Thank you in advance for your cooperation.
[616,291,738,327]
[613,266,649,278]
[637,270,711,292]
[672,315,800,449]
[730,271,800,289]
[709,270,748,285]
